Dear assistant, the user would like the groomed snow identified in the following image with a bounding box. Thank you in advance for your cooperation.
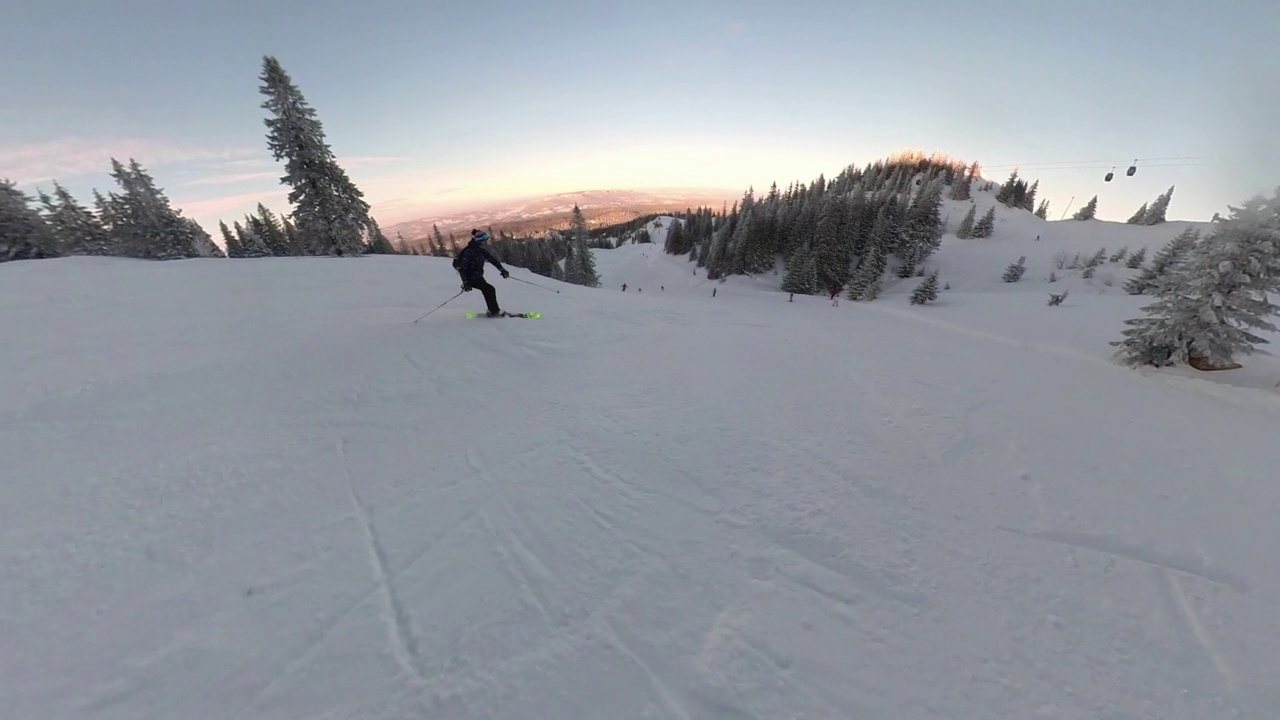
[3,209,1279,719]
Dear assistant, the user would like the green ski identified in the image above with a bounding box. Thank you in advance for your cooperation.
[466,311,541,319]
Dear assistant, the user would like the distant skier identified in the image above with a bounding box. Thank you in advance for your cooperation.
[830,286,840,307]
[453,229,509,317]
[622,283,627,292]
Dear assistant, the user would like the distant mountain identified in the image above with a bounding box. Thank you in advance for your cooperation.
[385,188,740,246]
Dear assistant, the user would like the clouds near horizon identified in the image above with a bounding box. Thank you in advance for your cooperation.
[3,0,1277,232]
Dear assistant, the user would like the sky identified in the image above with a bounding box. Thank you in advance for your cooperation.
[3,0,1277,233]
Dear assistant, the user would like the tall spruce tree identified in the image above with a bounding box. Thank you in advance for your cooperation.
[1,179,59,262]
[562,204,600,287]
[259,55,372,256]
[1141,186,1175,225]
[37,182,115,256]
[1126,203,1149,224]
[780,240,818,294]
[909,270,940,305]
[99,159,205,259]
[365,217,396,254]
[956,204,977,239]
[1124,230,1196,294]
[972,205,996,238]
[1072,195,1098,220]
[1113,217,1280,368]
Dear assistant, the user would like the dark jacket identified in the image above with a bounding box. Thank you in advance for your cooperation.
[452,240,506,281]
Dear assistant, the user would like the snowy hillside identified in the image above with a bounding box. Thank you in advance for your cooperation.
[4,226,1280,718]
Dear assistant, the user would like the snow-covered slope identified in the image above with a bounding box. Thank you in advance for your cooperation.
[3,225,1280,718]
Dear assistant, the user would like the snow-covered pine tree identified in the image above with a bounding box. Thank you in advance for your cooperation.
[898,179,944,277]
[37,182,115,256]
[780,240,818,294]
[365,217,396,254]
[253,203,291,255]
[183,218,225,257]
[848,237,887,300]
[910,270,940,305]
[1112,220,1280,368]
[812,193,850,289]
[259,55,372,256]
[219,221,243,257]
[1108,246,1129,263]
[1,179,59,262]
[956,204,976,239]
[1085,247,1106,268]
[1034,199,1050,219]
[1072,195,1098,220]
[563,204,600,287]
[948,171,972,201]
[995,171,1019,206]
[1023,180,1040,212]
[1124,230,1194,293]
[972,205,996,238]
[1123,245,1149,270]
[234,220,271,258]
[1002,256,1027,282]
[99,159,204,259]
[1126,203,1148,224]
[1140,186,1174,225]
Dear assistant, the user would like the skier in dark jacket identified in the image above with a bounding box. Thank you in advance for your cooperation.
[453,229,510,316]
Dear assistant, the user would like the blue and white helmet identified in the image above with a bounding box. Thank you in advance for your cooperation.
[471,229,490,243]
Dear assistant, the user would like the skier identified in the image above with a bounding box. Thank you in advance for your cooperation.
[453,229,510,317]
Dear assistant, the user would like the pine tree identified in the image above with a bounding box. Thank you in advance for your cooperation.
[780,241,818,294]
[898,180,944,277]
[365,217,396,254]
[1124,230,1195,293]
[99,159,204,259]
[1141,186,1175,225]
[972,205,996,238]
[1112,222,1280,368]
[219,220,243,257]
[1,179,59,262]
[1124,245,1149,270]
[1002,255,1027,282]
[234,220,271,258]
[253,203,290,255]
[948,172,972,201]
[1108,246,1129,263]
[1034,199,1050,219]
[1023,180,1040,212]
[259,55,371,256]
[1072,195,1098,220]
[995,171,1019,206]
[956,204,976,239]
[1126,203,1148,224]
[909,270,940,305]
[37,182,115,256]
[184,218,225,257]
[848,241,886,300]
[562,204,600,287]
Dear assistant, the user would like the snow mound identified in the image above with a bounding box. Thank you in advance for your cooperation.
[3,249,1280,719]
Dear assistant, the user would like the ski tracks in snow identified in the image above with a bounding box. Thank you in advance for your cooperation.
[465,446,562,628]
[338,437,427,683]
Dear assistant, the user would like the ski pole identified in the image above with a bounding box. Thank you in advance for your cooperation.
[508,274,560,293]
[412,289,465,323]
